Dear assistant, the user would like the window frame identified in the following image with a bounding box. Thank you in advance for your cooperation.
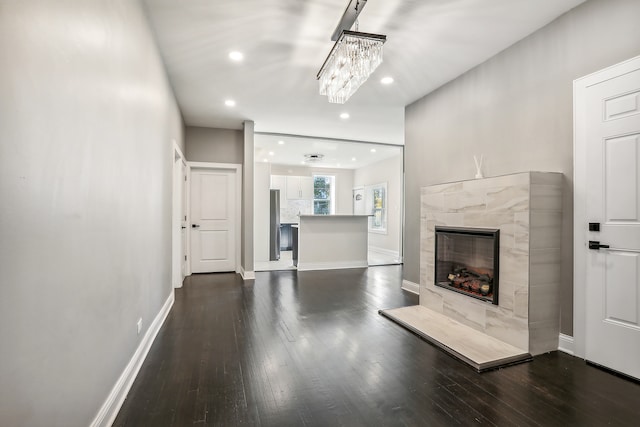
[312,175,335,215]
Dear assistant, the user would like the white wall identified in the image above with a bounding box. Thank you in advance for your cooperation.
[254,162,271,263]
[185,126,243,164]
[270,165,354,214]
[354,155,403,255]
[242,121,255,273]
[404,0,640,335]
[0,1,183,425]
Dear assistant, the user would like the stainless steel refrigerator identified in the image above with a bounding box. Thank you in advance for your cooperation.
[269,189,280,261]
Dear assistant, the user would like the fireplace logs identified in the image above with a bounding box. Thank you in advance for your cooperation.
[446,265,493,297]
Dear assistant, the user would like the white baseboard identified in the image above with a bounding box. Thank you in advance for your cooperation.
[368,246,400,257]
[90,291,175,427]
[558,333,575,355]
[297,260,368,272]
[240,267,255,280]
[402,280,420,295]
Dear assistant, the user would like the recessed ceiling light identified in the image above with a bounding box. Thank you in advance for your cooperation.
[370,148,377,153]
[381,76,394,85]
[300,161,305,164]
[229,51,244,61]
[268,151,274,156]
[224,99,236,107]
[263,158,268,162]
[351,157,356,161]
[340,112,350,119]
[278,140,285,145]
[337,163,341,167]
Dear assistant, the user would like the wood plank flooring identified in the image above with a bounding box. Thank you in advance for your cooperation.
[113,266,640,426]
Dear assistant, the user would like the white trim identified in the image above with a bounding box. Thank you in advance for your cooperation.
[188,161,242,170]
[558,333,575,356]
[573,55,640,359]
[240,267,255,280]
[173,140,186,163]
[297,261,368,271]
[401,279,420,295]
[187,162,243,275]
[369,246,400,258]
[185,167,192,277]
[90,291,175,427]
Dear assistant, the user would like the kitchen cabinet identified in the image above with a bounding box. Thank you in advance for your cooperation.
[280,223,293,250]
[286,176,313,200]
[292,225,298,266]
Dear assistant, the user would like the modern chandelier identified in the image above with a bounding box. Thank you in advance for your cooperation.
[317,1,386,104]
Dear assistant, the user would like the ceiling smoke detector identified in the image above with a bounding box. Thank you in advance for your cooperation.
[304,153,324,162]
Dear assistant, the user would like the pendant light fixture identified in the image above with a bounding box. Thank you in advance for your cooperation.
[317,0,386,104]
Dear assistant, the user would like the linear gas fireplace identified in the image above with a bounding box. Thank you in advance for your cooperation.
[434,226,499,305]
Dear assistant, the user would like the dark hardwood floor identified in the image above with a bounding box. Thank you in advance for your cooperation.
[113,266,640,426]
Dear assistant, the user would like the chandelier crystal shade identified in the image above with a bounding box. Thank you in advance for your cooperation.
[317,30,386,104]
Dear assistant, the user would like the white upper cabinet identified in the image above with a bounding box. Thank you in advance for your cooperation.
[286,176,313,200]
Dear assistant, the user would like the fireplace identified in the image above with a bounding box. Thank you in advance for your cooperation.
[434,226,499,305]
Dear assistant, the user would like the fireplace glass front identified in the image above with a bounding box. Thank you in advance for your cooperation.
[434,226,499,304]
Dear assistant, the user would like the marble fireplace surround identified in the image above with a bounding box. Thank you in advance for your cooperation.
[420,172,563,355]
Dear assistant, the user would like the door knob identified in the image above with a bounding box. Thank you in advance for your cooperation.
[192,224,200,228]
[589,240,610,250]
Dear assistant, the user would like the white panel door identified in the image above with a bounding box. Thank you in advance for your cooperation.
[353,187,365,215]
[172,153,188,287]
[585,67,640,379]
[190,168,236,273]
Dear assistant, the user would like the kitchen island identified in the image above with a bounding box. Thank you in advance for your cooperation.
[296,215,369,271]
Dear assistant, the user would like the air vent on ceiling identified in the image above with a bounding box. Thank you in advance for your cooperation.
[304,153,324,162]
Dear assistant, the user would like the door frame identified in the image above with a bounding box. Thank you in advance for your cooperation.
[573,54,640,358]
[172,141,187,288]
[186,161,242,275]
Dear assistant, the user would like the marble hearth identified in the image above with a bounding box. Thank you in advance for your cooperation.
[420,172,563,355]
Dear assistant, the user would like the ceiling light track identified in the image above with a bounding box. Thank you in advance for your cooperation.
[331,0,368,41]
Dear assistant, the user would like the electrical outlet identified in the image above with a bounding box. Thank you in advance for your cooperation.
[137,318,142,335]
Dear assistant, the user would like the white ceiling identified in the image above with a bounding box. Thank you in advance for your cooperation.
[143,0,585,145]
[255,133,402,169]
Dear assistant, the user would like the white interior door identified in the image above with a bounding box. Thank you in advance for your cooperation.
[584,65,640,379]
[190,168,236,273]
[172,149,187,288]
[353,187,365,215]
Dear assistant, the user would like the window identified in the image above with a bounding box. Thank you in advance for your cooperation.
[368,183,387,233]
[313,175,334,215]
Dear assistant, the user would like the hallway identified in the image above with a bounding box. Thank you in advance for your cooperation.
[114,266,640,426]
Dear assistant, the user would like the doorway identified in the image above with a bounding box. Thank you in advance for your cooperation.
[574,55,640,380]
[188,163,242,274]
[172,143,187,288]
[253,133,404,271]
[353,186,365,214]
